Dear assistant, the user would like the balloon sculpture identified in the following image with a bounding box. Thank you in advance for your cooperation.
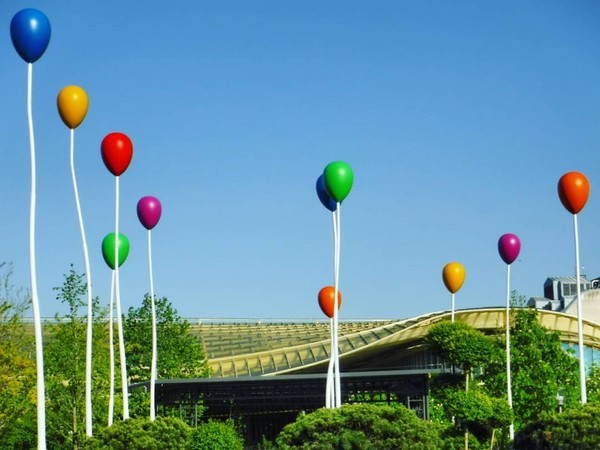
[57,85,94,437]
[442,262,465,322]
[497,233,521,440]
[11,8,51,450]
[558,171,590,404]
[137,196,162,420]
[102,132,134,422]
[320,161,354,408]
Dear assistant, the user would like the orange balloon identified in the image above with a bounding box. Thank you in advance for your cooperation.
[57,85,89,129]
[318,286,342,319]
[558,171,589,215]
[442,262,465,294]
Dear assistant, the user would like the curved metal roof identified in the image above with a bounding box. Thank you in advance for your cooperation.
[204,308,600,378]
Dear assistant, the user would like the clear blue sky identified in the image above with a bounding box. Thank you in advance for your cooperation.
[1,1,600,320]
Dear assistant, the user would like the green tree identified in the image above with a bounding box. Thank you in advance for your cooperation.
[275,403,443,449]
[125,295,209,382]
[82,416,191,450]
[426,321,508,449]
[124,295,209,417]
[514,402,600,450]
[190,419,244,450]
[44,266,111,450]
[484,308,579,430]
[0,262,36,449]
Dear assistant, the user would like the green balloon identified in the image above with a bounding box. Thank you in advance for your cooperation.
[102,232,130,269]
[323,161,354,203]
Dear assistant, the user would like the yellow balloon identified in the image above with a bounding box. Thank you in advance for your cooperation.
[442,262,466,294]
[57,85,89,129]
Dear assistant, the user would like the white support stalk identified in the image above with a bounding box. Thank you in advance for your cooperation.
[69,127,94,436]
[148,230,157,420]
[333,204,342,408]
[114,176,129,418]
[108,272,115,426]
[27,62,47,450]
[505,264,514,440]
[451,293,455,323]
[574,214,587,404]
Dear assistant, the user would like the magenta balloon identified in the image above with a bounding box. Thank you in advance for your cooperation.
[498,233,521,265]
[137,196,162,230]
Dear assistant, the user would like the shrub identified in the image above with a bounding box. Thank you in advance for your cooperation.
[514,403,600,450]
[275,403,442,449]
[190,419,244,450]
[82,416,191,450]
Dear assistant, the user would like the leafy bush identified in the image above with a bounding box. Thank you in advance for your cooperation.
[82,416,191,450]
[275,403,442,449]
[514,403,600,449]
[190,419,244,450]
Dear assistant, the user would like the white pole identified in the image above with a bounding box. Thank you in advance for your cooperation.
[325,318,334,408]
[505,264,514,440]
[333,204,342,408]
[27,61,46,450]
[148,230,157,420]
[69,127,94,436]
[574,214,587,404]
[114,177,129,418]
[451,293,455,323]
[108,271,115,426]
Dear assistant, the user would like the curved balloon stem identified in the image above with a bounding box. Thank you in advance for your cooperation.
[451,293,455,323]
[108,271,115,426]
[26,62,46,450]
[333,204,341,408]
[114,176,129,419]
[69,127,94,436]
[574,214,587,404]
[148,230,157,420]
[325,318,334,408]
[505,264,514,440]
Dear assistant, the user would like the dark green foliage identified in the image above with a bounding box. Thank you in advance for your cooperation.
[425,321,494,372]
[44,266,111,449]
[514,403,600,450]
[484,308,579,430]
[82,416,191,450]
[190,419,244,450]
[275,403,443,449]
[124,295,209,383]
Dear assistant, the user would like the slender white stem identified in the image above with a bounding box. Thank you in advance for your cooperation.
[325,318,333,408]
[574,214,587,404]
[506,264,514,440]
[333,204,342,408]
[114,176,129,418]
[27,62,46,450]
[69,128,94,436]
[108,271,115,426]
[451,294,455,323]
[149,230,157,420]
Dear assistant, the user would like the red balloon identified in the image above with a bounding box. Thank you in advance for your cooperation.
[558,171,589,215]
[101,132,133,176]
[318,286,342,319]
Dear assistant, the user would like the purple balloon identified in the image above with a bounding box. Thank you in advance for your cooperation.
[316,174,337,212]
[498,233,521,265]
[137,196,162,230]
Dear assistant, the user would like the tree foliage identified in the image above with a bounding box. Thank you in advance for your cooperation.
[0,263,36,449]
[190,419,244,450]
[124,295,209,383]
[44,266,111,449]
[82,416,191,450]
[275,403,443,449]
[513,403,600,450]
[484,308,579,429]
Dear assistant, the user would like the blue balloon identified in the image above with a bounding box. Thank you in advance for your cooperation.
[316,174,337,212]
[10,9,51,63]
